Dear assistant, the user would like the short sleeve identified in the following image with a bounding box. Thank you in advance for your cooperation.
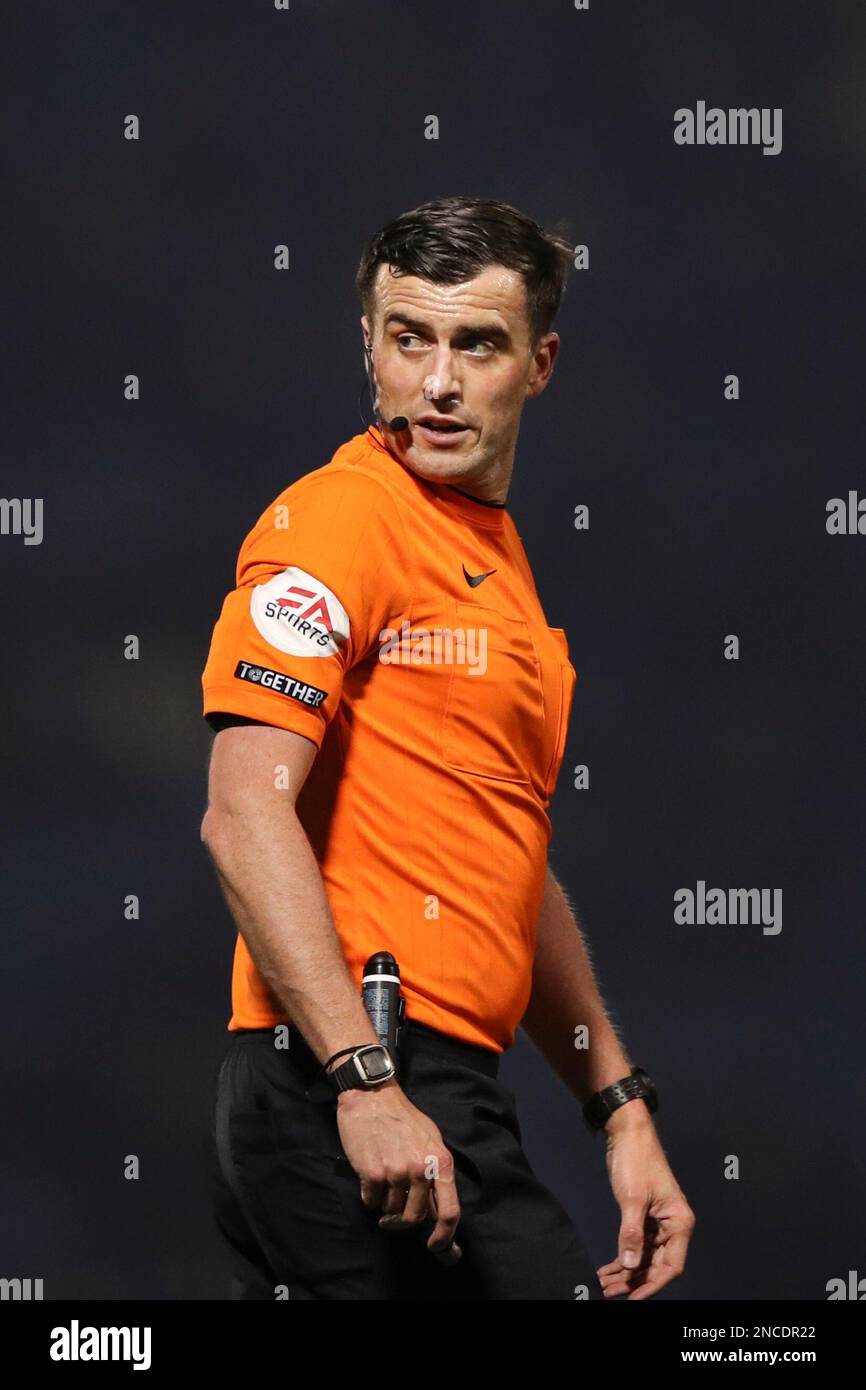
[201,468,412,747]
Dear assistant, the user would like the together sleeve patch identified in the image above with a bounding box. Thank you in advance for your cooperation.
[233,660,328,708]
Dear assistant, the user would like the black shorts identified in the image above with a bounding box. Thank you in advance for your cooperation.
[203,1017,604,1300]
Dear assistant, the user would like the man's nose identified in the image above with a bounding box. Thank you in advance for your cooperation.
[424,352,461,404]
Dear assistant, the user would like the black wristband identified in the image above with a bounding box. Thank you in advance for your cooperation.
[306,1043,393,1102]
[582,1067,658,1133]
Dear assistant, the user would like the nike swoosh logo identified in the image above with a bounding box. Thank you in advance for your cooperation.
[462,564,497,588]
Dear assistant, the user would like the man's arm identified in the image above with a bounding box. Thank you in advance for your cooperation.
[200,722,461,1253]
[520,864,650,1130]
[523,863,696,1298]
[201,722,381,1064]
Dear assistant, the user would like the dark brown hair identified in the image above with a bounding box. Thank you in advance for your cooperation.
[355,196,574,347]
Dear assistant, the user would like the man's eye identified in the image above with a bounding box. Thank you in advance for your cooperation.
[396,333,491,354]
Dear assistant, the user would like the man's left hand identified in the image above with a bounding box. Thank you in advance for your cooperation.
[596,1112,696,1300]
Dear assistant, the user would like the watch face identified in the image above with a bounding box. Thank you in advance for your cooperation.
[360,1047,392,1079]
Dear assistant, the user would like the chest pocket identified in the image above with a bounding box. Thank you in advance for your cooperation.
[442,601,547,786]
[540,627,578,801]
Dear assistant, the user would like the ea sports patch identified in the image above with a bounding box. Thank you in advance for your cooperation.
[234,661,328,708]
[250,565,350,658]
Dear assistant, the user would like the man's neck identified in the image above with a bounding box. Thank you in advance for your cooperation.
[446,483,508,509]
[445,447,515,506]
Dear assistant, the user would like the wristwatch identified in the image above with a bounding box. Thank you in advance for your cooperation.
[582,1067,658,1133]
[306,1043,396,1100]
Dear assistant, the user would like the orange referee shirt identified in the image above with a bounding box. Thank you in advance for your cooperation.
[201,424,577,1052]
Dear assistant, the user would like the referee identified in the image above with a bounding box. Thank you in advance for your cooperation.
[199,196,695,1300]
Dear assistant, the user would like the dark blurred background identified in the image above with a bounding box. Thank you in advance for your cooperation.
[3,0,864,1299]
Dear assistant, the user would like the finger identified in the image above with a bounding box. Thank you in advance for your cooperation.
[603,1231,663,1258]
[598,1248,651,1299]
[600,1273,653,1301]
[424,1188,462,1264]
[359,1177,386,1209]
[378,1184,464,1264]
[379,1182,411,1218]
[598,1259,644,1288]
[378,1176,430,1231]
[429,1236,462,1266]
[403,1175,433,1225]
[625,1261,670,1300]
[603,1235,687,1301]
[600,1277,632,1298]
[625,1233,690,1300]
[617,1199,650,1271]
[428,1164,460,1252]
[597,1246,652,1278]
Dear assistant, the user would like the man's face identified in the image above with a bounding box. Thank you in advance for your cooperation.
[361,262,559,495]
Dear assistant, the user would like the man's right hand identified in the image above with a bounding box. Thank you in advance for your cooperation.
[202,724,461,1262]
[335,1080,462,1263]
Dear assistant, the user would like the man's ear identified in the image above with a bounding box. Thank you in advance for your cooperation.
[361,313,371,351]
[525,332,560,400]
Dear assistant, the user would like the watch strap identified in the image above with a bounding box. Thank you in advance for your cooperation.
[582,1066,658,1133]
[305,1044,395,1101]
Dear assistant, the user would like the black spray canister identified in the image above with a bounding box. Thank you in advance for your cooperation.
[361,952,405,1068]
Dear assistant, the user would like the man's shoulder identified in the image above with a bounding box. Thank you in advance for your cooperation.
[262,431,408,522]
[237,432,411,574]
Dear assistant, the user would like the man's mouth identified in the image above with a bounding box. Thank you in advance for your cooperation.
[418,416,466,431]
[416,416,471,446]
